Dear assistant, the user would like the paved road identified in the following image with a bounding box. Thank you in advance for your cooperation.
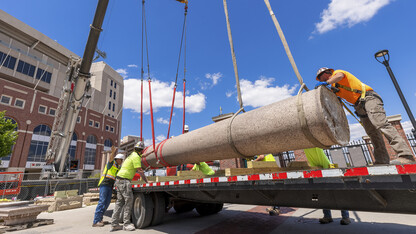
[17,203,416,234]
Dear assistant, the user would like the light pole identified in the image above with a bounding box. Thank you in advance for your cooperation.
[375,49,416,138]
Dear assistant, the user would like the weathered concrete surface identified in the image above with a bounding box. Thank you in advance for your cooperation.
[15,203,416,234]
[0,202,48,225]
[143,87,349,168]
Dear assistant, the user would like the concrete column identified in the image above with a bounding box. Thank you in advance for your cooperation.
[143,87,349,168]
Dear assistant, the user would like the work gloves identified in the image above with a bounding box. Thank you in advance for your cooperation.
[315,81,328,89]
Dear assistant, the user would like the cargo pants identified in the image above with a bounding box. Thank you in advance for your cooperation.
[111,178,133,227]
[354,92,414,164]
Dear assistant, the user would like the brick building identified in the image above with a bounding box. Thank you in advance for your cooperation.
[0,10,123,174]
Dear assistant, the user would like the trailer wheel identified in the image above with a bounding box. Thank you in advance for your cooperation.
[196,203,223,216]
[173,200,195,213]
[151,192,166,226]
[132,193,154,229]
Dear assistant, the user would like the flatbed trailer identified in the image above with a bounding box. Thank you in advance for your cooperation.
[129,164,416,228]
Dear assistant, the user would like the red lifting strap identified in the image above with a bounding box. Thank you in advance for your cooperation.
[148,79,156,154]
[141,146,151,169]
[182,80,186,134]
[140,79,143,140]
[157,139,171,167]
[167,85,177,139]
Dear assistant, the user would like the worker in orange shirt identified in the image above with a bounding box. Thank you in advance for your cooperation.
[315,68,415,165]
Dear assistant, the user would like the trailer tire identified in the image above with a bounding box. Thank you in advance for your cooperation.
[173,201,195,213]
[132,193,154,229]
[196,203,223,216]
[151,192,166,226]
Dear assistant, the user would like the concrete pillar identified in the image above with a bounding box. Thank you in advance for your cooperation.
[142,87,349,168]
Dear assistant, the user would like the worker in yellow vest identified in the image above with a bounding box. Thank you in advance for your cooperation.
[191,162,215,175]
[93,147,124,227]
[111,141,152,231]
[315,68,415,165]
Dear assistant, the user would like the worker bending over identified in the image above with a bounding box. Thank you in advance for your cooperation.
[110,141,151,231]
[93,146,124,227]
[191,162,215,175]
[315,68,415,164]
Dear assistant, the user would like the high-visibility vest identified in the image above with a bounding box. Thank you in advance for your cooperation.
[331,70,373,104]
[262,154,276,162]
[98,160,120,187]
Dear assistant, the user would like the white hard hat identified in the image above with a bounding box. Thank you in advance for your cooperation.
[114,153,125,160]
[135,141,145,150]
[184,125,189,132]
[316,67,334,80]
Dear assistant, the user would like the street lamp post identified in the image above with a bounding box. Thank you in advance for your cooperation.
[375,49,416,138]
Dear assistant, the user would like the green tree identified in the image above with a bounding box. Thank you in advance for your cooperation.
[0,111,18,158]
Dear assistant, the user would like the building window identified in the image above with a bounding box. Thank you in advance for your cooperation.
[77,116,81,123]
[49,108,56,116]
[105,125,109,131]
[114,83,117,89]
[0,52,17,70]
[94,121,100,128]
[110,80,113,86]
[110,90,112,98]
[84,135,97,166]
[36,68,52,84]
[38,105,47,114]
[68,133,77,161]
[110,127,114,133]
[108,101,111,110]
[104,139,113,152]
[16,60,36,77]
[14,98,25,108]
[27,124,51,162]
[112,103,115,112]
[89,120,93,127]
[0,95,11,105]
[113,92,116,100]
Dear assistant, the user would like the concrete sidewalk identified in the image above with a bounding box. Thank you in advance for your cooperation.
[16,203,416,234]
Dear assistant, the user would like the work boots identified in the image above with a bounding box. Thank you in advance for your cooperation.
[92,221,104,227]
[123,224,136,231]
[319,217,333,224]
[110,225,122,232]
[340,217,351,225]
[266,207,280,216]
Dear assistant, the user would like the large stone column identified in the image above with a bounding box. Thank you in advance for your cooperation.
[142,87,350,168]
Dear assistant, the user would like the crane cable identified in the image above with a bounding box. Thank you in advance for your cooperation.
[223,0,244,112]
[140,0,145,141]
[167,3,188,139]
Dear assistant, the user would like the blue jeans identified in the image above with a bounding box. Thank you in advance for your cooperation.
[323,209,349,219]
[93,185,113,224]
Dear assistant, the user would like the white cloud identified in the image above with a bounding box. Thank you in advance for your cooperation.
[226,91,234,98]
[123,78,206,114]
[348,122,367,141]
[143,134,166,147]
[157,117,169,125]
[313,0,391,34]
[239,76,297,108]
[127,64,138,68]
[116,68,128,78]
[205,72,222,86]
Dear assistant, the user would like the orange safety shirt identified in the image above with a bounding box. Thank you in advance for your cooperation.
[331,70,373,104]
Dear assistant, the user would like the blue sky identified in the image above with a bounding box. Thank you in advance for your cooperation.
[3,0,416,144]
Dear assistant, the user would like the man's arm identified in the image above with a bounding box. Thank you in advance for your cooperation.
[254,155,265,161]
[326,72,344,85]
[108,146,118,162]
[137,168,148,183]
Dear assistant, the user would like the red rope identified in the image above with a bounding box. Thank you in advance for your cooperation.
[140,79,143,141]
[182,80,186,134]
[158,139,171,166]
[167,86,177,139]
[148,79,156,154]
[141,146,151,168]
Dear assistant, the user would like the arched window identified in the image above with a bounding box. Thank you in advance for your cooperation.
[3,117,18,161]
[68,133,77,161]
[28,124,51,162]
[104,139,113,152]
[84,135,97,167]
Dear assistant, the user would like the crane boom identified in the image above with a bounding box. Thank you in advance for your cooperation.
[45,0,109,174]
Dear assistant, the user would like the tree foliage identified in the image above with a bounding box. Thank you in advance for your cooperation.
[0,111,18,158]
